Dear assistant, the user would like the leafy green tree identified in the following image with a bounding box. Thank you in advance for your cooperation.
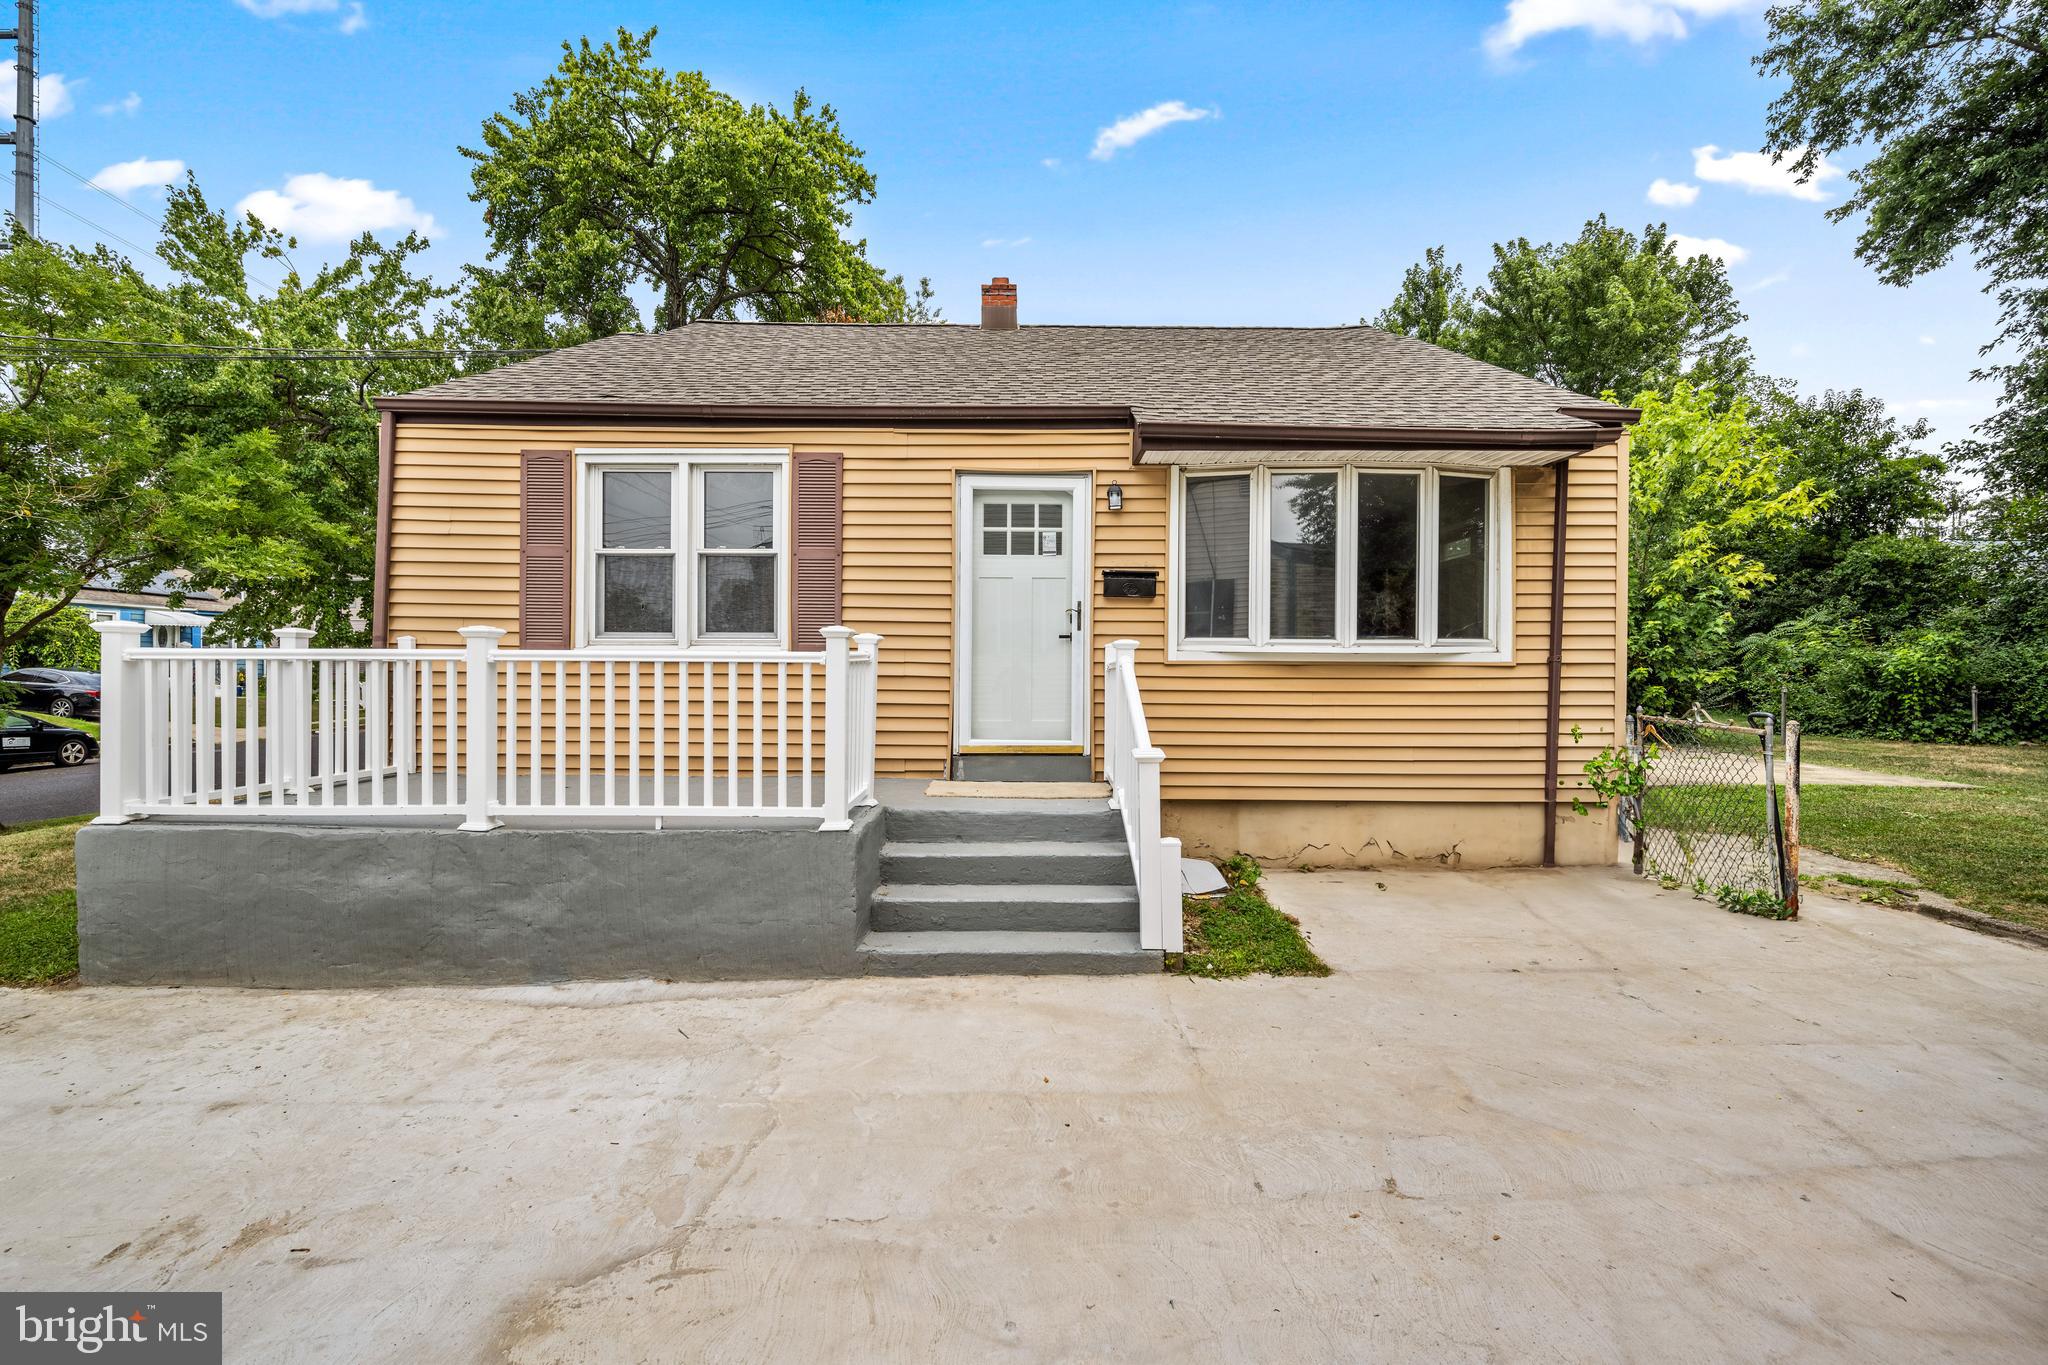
[1734,386,1954,632]
[146,178,463,644]
[1370,245,1474,347]
[0,230,176,666]
[2,595,100,671]
[1756,1,2048,500]
[1466,217,1751,397]
[1628,381,1824,710]
[463,27,907,339]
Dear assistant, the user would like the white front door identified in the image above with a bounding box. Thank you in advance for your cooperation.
[964,480,1085,747]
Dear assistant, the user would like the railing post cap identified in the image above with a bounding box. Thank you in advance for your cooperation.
[91,619,149,636]
[818,625,855,640]
[1134,745,1166,764]
[1111,638,1141,652]
[457,625,509,640]
[274,626,315,641]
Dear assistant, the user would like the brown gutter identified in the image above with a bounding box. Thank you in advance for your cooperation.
[370,408,395,647]
[1137,420,1612,452]
[1541,457,1571,868]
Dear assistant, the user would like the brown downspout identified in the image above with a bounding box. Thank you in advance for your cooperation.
[370,409,395,647]
[1541,457,1571,867]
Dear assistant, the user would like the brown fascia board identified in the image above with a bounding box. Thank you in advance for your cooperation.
[1133,420,1622,459]
[375,396,1139,427]
[1556,403,1641,426]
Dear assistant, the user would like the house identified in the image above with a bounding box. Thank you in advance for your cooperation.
[76,278,1632,986]
[71,573,231,650]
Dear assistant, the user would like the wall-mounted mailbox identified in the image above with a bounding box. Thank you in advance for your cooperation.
[1102,569,1159,600]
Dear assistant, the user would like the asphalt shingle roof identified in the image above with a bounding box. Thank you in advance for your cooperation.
[392,322,1628,435]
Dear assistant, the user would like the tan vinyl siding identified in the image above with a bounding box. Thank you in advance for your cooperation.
[387,421,1627,804]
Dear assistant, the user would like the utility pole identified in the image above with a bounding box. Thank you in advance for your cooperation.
[0,0,33,236]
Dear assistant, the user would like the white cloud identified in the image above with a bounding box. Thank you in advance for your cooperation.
[236,0,369,32]
[1646,177,1699,206]
[97,92,142,117]
[1745,268,1792,291]
[981,236,1032,249]
[89,157,185,197]
[1040,157,1062,170]
[1919,334,1937,345]
[1,62,76,119]
[1485,0,1759,58]
[1669,233,1749,265]
[234,173,439,242]
[1089,100,1217,161]
[1692,143,1844,201]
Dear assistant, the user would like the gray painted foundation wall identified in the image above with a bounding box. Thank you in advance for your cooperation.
[75,808,883,987]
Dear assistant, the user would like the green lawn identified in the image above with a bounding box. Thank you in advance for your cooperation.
[1170,856,1332,978]
[1794,736,2048,932]
[20,710,100,739]
[0,815,86,985]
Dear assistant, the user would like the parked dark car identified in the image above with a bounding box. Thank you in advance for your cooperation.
[0,713,98,769]
[0,668,101,718]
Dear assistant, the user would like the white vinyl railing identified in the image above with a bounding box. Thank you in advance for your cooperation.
[1104,638,1183,953]
[89,620,882,832]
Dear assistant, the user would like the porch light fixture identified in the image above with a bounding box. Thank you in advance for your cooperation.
[1106,480,1124,512]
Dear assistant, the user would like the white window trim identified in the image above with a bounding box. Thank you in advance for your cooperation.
[573,448,792,651]
[1168,465,1516,663]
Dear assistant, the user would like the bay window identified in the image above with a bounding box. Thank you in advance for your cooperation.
[580,452,788,647]
[1175,465,1509,656]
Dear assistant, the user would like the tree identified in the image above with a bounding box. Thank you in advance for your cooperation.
[0,230,176,667]
[146,178,464,644]
[1734,386,1955,633]
[1465,217,1751,397]
[1370,245,1473,347]
[2,595,100,671]
[1628,381,1824,710]
[463,27,908,339]
[1756,1,2048,500]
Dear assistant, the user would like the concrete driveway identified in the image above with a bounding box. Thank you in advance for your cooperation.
[3,866,2045,1362]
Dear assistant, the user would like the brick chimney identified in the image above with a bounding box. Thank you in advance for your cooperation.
[980,276,1017,330]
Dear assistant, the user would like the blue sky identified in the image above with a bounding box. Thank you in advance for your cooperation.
[24,0,2003,444]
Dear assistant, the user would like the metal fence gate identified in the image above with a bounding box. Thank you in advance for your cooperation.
[1628,708,1801,918]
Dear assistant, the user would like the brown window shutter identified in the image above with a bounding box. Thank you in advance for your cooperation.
[519,449,574,648]
[792,451,844,651]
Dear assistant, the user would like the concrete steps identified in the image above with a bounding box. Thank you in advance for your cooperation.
[860,930,1156,976]
[871,883,1140,933]
[860,787,1158,976]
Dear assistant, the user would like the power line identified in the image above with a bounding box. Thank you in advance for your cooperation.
[42,152,164,230]
[37,197,154,259]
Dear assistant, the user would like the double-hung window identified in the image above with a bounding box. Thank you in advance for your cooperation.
[1175,465,1509,657]
[581,452,789,648]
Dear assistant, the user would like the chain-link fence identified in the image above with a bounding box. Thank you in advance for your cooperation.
[1628,708,1800,918]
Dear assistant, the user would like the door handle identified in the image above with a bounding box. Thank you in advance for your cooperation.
[1058,600,1079,640]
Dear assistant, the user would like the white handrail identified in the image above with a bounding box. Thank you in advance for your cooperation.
[90,621,883,832]
[1104,639,1183,953]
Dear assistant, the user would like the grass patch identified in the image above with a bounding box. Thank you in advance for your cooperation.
[0,816,84,985]
[1793,737,2048,932]
[1169,855,1331,979]
[19,710,99,739]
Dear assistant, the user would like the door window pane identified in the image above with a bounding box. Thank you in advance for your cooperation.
[1268,472,1337,639]
[700,555,776,635]
[602,471,671,548]
[1356,473,1419,639]
[701,470,775,550]
[1437,476,1491,640]
[598,555,674,634]
[1183,475,1250,639]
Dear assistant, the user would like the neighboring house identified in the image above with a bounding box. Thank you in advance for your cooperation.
[372,279,1632,868]
[72,573,230,649]
[76,279,1633,986]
